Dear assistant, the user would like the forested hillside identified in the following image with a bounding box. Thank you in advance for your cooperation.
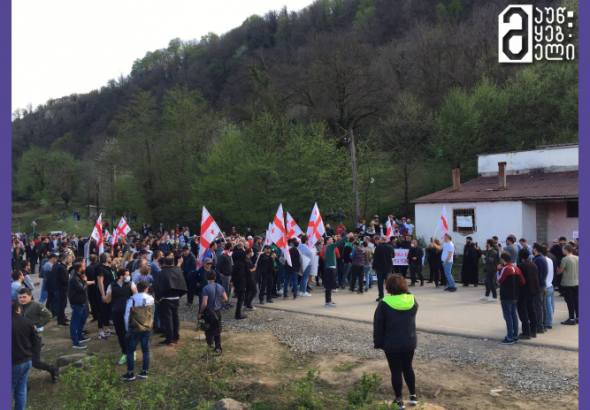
[12,0,578,230]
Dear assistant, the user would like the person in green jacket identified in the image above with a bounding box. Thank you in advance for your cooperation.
[324,233,353,308]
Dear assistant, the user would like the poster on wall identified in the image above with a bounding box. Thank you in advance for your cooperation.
[573,231,579,239]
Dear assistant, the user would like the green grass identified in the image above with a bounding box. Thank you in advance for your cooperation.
[333,363,360,373]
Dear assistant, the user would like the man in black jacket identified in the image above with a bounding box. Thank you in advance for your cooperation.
[85,255,100,322]
[153,255,187,346]
[461,237,481,287]
[398,236,412,278]
[257,245,276,305]
[516,249,539,339]
[408,240,425,287]
[284,239,301,299]
[52,254,71,326]
[217,243,233,311]
[68,263,92,349]
[231,244,248,319]
[12,300,38,410]
[180,246,197,307]
[373,237,394,301]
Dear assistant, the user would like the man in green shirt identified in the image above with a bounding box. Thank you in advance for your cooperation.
[557,244,578,325]
[323,233,353,308]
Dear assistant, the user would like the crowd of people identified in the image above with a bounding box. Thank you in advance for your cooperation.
[10,218,579,410]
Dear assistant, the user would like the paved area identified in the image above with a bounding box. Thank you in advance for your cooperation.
[261,281,578,350]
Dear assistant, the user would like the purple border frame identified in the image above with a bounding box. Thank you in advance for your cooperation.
[2,0,11,404]
[1,0,586,407]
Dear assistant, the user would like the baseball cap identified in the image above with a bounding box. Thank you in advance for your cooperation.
[203,257,213,264]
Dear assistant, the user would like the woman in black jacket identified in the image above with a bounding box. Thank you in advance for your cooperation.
[374,274,419,410]
[231,246,247,320]
[243,248,258,311]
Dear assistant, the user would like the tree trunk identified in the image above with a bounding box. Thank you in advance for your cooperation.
[404,163,409,216]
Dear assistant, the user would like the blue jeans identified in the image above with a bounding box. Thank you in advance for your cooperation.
[127,331,151,373]
[340,264,352,287]
[364,265,372,289]
[39,282,48,303]
[299,265,311,294]
[376,270,390,300]
[501,299,519,341]
[70,304,87,344]
[153,301,161,328]
[12,360,31,410]
[545,286,555,327]
[283,270,298,297]
[443,262,455,288]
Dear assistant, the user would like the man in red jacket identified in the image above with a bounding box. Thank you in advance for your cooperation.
[497,252,526,345]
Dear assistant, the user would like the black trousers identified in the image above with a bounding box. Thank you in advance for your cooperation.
[205,310,222,350]
[183,273,194,304]
[88,286,100,320]
[317,258,324,285]
[160,299,180,343]
[46,291,56,317]
[325,268,336,303]
[517,294,537,336]
[484,271,497,298]
[400,265,408,278]
[245,286,257,308]
[56,290,68,323]
[234,291,246,318]
[112,311,127,354]
[97,290,112,329]
[32,335,53,373]
[384,350,416,399]
[409,263,424,285]
[563,285,579,319]
[350,265,364,292]
[430,261,446,287]
[259,273,274,302]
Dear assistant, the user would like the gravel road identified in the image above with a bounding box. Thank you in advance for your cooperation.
[179,303,578,394]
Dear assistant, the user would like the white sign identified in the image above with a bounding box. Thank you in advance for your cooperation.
[456,216,473,228]
[573,231,579,239]
[393,249,409,266]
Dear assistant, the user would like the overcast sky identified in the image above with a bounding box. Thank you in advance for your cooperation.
[12,0,314,112]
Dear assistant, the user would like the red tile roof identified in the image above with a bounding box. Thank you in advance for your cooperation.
[412,171,578,203]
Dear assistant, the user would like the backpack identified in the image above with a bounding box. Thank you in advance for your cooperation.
[203,284,220,326]
[128,298,154,333]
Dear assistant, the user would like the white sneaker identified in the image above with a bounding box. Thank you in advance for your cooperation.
[488,298,498,302]
[479,296,488,301]
[277,289,284,295]
[302,292,312,297]
[333,289,339,293]
[324,302,336,308]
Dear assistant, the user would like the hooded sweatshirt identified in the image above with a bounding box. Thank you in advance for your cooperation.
[373,293,418,353]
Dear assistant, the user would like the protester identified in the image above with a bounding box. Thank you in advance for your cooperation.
[257,245,276,305]
[557,244,579,325]
[434,234,457,292]
[85,254,100,322]
[12,270,25,301]
[153,254,187,346]
[96,253,116,340]
[284,239,302,300]
[349,239,366,294]
[426,239,445,288]
[105,269,138,363]
[53,253,71,326]
[543,244,555,329]
[12,300,38,410]
[497,252,525,345]
[516,249,539,339]
[532,243,548,334]
[408,240,424,287]
[298,235,313,296]
[18,288,59,382]
[323,234,352,307]
[461,237,480,287]
[122,280,155,381]
[373,236,394,301]
[373,275,419,409]
[363,240,373,292]
[231,244,248,319]
[68,263,93,349]
[180,245,197,307]
[504,236,519,263]
[480,239,499,302]
[217,242,233,311]
[198,270,228,353]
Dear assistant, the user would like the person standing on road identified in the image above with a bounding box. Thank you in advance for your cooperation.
[373,236,394,301]
[153,254,187,346]
[408,240,424,287]
[504,236,519,264]
[257,245,276,305]
[349,239,366,294]
[557,244,579,325]
[532,243,548,334]
[322,234,352,307]
[374,274,419,410]
[105,269,138,363]
[53,253,71,326]
[96,253,116,340]
[198,270,228,353]
[497,252,525,345]
[516,249,539,339]
[434,234,457,292]
[461,237,480,287]
[480,239,499,302]
[68,263,93,350]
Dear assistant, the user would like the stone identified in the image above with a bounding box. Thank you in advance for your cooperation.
[490,389,503,397]
[235,367,244,375]
[72,357,93,368]
[211,398,247,410]
[434,388,441,398]
[57,354,90,367]
[253,381,265,388]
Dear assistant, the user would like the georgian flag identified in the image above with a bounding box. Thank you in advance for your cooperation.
[437,205,449,240]
[306,202,325,249]
[90,214,104,255]
[113,217,131,249]
[265,222,272,246]
[270,204,291,267]
[197,206,221,268]
[286,212,303,239]
[385,217,393,240]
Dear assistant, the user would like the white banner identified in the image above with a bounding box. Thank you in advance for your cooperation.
[456,216,473,228]
[393,249,409,266]
[310,253,319,277]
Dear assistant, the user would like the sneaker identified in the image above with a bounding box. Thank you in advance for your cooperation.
[444,287,451,291]
[329,300,337,304]
[283,296,289,300]
[266,299,274,303]
[107,329,116,336]
[409,395,418,405]
[186,303,192,307]
[479,296,488,301]
[393,398,405,409]
[121,372,135,381]
[518,333,532,340]
[118,354,127,365]
[488,298,498,302]
[98,333,108,340]
[364,287,369,292]
[244,306,253,311]
[276,289,284,295]
[82,330,90,336]
[448,287,457,292]
[435,285,440,288]
[546,326,552,329]
[499,337,514,345]
[235,316,248,320]
[158,341,173,347]
[333,288,338,293]
[258,300,265,305]
[293,296,298,300]
[79,337,91,343]
[172,340,180,344]
[324,303,336,308]
[561,319,576,325]
[73,343,87,349]
[302,292,312,297]
[409,283,415,287]
[138,371,148,379]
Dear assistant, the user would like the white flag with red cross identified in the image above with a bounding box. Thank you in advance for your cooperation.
[286,212,303,239]
[113,217,131,249]
[385,217,393,240]
[198,206,221,268]
[437,205,449,240]
[306,203,325,249]
[90,214,104,255]
[270,204,291,267]
[265,223,273,246]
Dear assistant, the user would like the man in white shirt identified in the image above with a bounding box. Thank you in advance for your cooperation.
[406,219,415,237]
[435,234,457,292]
[122,280,154,381]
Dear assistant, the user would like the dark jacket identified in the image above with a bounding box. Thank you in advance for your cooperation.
[181,252,197,276]
[461,243,480,270]
[244,258,257,291]
[153,265,187,300]
[497,263,525,300]
[373,243,394,272]
[12,313,38,366]
[517,260,539,298]
[190,240,199,257]
[53,261,69,292]
[110,281,134,313]
[256,253,275,277]
[483,248,500,273]
[217,252,233,277]
[342,243,354,264]
[373,294,418,353]
[288,247,301,272]
[533,254,548,288]
[408,246,424,266]
[189,267,221,296]
[351,245,366,267]
[231,249,247,292]
[68,272,88,306]
[20,300,52,328]
[158,242,170,254]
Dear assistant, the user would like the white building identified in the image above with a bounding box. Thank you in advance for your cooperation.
[413,144,578,252]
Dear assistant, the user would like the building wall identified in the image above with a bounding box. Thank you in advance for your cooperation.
[478,145,578,176]
[547,202,579,242]
[415,201,525,253]
[522,201,537,244]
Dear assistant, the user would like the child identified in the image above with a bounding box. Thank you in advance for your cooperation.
[122,281,154,381]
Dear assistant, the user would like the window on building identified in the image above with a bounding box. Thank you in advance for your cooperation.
[567,201,579,218]
[453,208,476,234]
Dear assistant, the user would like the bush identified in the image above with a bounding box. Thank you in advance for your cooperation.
[296,368,324,410]
[346,373,383,409]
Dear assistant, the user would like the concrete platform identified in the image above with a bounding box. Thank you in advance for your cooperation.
[261,282,578,350]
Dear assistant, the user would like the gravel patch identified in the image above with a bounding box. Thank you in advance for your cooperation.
[179,303,578,394]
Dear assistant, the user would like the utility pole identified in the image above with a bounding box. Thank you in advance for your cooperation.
[335,123,360,224]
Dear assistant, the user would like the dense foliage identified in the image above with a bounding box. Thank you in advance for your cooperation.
[12,0,578,230]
